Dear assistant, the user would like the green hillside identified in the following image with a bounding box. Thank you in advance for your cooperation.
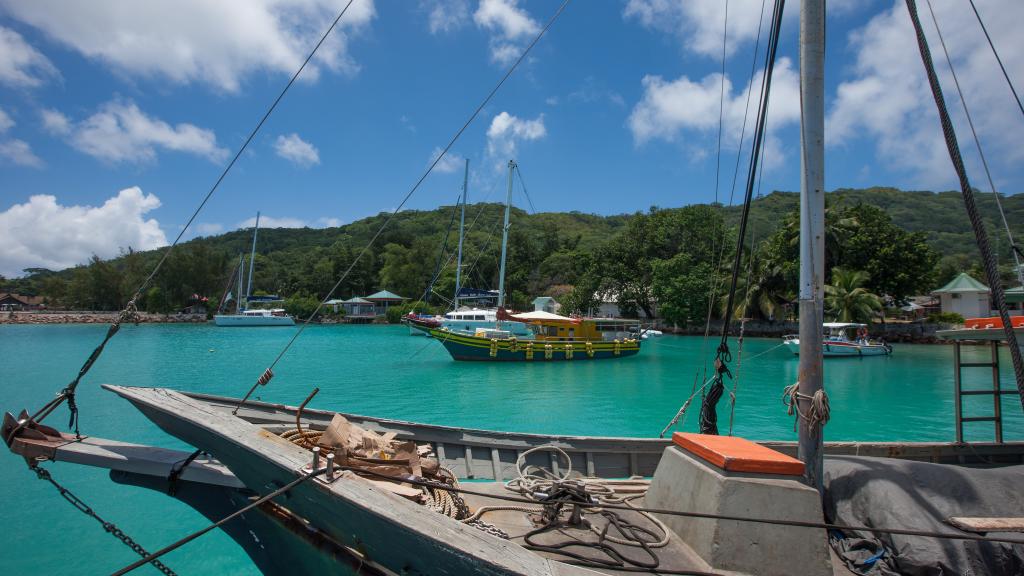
[3,188,1020,315]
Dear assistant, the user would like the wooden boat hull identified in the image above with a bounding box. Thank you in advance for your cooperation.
[429,328,641,361]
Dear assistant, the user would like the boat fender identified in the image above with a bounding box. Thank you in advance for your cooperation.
[525,342,534,360]
[565,344,574,360]
[613,339,621,356]
[544,344,553,360]
[585,341,594,358]
[489,338,498,358]
[509,336,518,353]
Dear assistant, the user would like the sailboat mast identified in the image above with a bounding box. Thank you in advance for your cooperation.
[497,160,515,309]
[455,159,468,309]
[246,212,260,302]
[236,254,244,314]
[798,0,826,492]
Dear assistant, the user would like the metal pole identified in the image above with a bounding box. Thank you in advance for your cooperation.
[454,159,468,309]
[954,341,963,443]
[236,254,244,314]
[497,160,514,309]
[798,0,826,492]
[246,211,260,302]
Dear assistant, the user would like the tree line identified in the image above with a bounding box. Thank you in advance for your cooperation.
[1,188,1019,321]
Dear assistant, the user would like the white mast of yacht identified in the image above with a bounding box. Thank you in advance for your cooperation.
[798,0,826,492]
[454,159,468,310]
[245,211,261,308]
[497,160,514,309]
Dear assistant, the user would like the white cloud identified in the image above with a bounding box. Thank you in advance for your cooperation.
[40,108,70,134]
[238,215,308,229]
[0,106,42,167]
[473,0,539,65]
[274,133,320,168]
[0,187,168,276]
[827,0,1024,188]
[48,100,227,164]
[429,146,463,173]
[628,57,800,170]
[422,0,470,34]
[0,0,375,93]
[486,111,546,159]
[317,216,342,227]
[0,108,13,133]
[623,0,865,59]
[0,26,59,88]
[0,139,43,168]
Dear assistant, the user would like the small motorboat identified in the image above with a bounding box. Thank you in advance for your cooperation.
[783,322,892,357]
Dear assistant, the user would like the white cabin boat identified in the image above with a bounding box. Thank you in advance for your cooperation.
[214,308,295,327]
[784,322,892,357]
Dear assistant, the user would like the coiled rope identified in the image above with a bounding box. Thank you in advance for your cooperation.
[782,383,830,431]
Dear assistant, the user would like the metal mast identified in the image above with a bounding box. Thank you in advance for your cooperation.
[454,159,469,309]
[798,0,826,492]
[235,254,244,314]
[246,212,260,303]
[497,160,515,309]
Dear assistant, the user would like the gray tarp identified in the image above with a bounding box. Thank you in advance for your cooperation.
[823,456,1024,575]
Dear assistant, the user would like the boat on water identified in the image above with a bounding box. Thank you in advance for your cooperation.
[6,1,1024,575]
[430,309,642,361]
[213,212,295,327]
[783,322,892,357]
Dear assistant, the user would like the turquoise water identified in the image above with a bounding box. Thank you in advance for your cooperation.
[1,324,1021,574]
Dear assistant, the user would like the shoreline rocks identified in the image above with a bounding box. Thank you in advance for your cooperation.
[1,311,208,324]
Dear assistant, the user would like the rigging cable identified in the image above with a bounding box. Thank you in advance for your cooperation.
[9,0,360,440]
[904,0,1024,399]
[699,0,785,435]
[513,164,537,214]
[233,0,573,412]
[419,195,462,304]
[925,0,1022,285]
[968,0,1024,121]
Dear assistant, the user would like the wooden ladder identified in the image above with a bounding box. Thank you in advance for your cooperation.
[953,340,1018,443]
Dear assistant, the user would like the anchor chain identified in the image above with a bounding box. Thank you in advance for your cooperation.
[30,463,176,576]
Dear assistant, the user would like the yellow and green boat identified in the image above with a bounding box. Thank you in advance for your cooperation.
[429,310,642,361]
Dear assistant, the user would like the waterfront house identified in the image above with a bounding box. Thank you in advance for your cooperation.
[591,290,657,319]
[364,290,408,316]
[932,273,990,319]
[339,297,376,318]
[0,293,45,311]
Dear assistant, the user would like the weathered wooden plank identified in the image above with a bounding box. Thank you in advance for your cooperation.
[490,447,502,481]
[948,517,1024,533]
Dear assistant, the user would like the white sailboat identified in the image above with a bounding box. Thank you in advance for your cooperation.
[214,212,295,327]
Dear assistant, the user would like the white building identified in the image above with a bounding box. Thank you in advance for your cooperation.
[932,273,990,319]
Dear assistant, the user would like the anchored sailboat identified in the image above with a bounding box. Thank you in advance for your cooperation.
[213,212,295,327]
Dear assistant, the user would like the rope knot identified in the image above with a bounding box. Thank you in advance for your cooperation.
[782,382,830,431]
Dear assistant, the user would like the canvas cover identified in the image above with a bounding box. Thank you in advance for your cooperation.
[824,456,1024,575]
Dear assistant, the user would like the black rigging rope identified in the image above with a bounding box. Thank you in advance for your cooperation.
[233,0,573,412]
[925,0,1022,284]
[968,0,1024,121]
[513,164,537,214]
[700,0,785,435]
[16,0,360,438]
[904,0,1024,401]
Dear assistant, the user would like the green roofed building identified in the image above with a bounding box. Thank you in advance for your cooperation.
[932,273,990,319]
[364,290,408,316]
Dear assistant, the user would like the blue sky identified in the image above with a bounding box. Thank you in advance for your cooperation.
[1,0,1022,277]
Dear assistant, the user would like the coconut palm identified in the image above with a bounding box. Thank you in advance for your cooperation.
[825,267,882,323]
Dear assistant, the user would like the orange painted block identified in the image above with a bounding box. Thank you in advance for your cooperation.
[672,432,805,476]
[964,316,1024,330]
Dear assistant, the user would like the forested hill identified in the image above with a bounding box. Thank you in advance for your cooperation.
[4,187,1021,315]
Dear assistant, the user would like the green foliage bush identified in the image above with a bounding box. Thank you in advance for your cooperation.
[283,294,321,320]
[927,311,965,325]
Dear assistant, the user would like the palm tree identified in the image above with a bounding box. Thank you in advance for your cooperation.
[825,267,882,323]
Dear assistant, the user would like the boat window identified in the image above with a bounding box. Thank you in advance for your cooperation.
[474,315,484,320]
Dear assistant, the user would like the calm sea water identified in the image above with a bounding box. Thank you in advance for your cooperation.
[1,324,1021,574]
